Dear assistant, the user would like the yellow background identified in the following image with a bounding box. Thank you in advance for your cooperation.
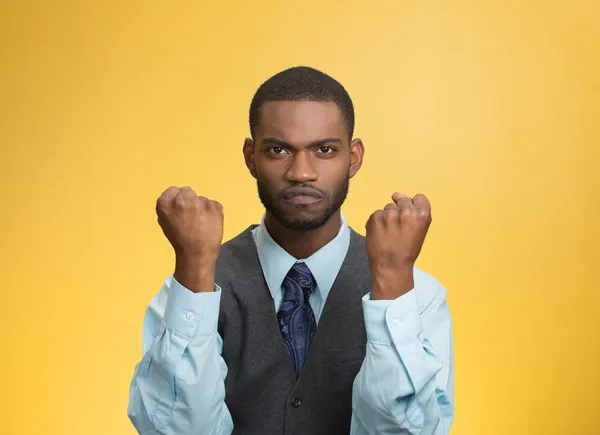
[1,1,598,434]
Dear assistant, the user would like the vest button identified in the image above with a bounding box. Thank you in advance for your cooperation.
[291,397,302,408]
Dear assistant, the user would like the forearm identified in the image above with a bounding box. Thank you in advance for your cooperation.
[128,328,231,434]
[351,281,454,435]
[128,276,233,435]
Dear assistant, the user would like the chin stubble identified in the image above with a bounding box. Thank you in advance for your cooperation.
[256,175,349,231]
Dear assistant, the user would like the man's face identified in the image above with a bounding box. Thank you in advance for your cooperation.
[245,101,362,230]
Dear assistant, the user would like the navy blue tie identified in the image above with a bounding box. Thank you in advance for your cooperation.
[277,262,317,376]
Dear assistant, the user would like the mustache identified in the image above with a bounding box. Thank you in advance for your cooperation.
[281,184,325,199]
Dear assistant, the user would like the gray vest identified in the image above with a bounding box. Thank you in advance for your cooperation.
[215,225,371,435]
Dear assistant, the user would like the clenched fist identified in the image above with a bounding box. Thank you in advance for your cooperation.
[156,186,224,292]
[365,193,432,300]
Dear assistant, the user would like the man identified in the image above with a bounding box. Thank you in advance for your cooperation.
[128,66,454,435]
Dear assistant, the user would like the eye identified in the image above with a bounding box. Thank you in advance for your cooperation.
[268,147,287,155]
[318,146,334,154]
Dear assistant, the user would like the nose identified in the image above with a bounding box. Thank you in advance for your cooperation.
[285,151,318,183]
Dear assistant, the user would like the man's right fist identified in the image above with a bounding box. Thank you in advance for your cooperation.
[156,186,224,263]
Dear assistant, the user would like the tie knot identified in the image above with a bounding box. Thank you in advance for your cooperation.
[283,262,316,302]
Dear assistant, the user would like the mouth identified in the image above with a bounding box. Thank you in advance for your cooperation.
[283,195,324,205]
[282,187,325,206]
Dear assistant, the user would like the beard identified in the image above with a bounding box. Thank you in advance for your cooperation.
[257,174,349,231]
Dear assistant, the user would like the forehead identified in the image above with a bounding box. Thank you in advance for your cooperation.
[255,101,345,144]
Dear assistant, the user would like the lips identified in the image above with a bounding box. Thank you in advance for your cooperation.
[282,187,324,205]
[284,195,323,205]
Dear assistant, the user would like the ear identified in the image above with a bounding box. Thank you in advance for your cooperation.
[348,138,364,179]
[243,138,257,179]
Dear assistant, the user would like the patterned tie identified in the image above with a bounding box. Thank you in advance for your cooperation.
[277,262,317,376]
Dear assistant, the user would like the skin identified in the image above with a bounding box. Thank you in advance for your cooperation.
[156,100,432,300]
[243,101,364,259]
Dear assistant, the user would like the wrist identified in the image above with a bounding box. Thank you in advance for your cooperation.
[370,264,414,300]
[174,253,217,293]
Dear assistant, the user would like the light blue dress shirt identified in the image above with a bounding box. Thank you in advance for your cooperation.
[128,213,454,434]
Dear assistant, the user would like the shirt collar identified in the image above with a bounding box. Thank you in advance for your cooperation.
[253,212,350,302]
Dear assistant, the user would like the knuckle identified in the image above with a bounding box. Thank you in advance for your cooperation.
[166,186,179,196]
[158,186,177,202]
[182,186,196,195]
[212,201,224,212]
[199,197,214,212]
[174,194,187,208]
[373,209,385,220]
[193,197,205,209]
[367,210,382,226]
[384,209,398,220]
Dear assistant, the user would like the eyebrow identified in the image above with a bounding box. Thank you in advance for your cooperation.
[261,137,342,148]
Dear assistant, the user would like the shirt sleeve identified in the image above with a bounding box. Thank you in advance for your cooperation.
[351,279,454,435]
[128,275,234,435]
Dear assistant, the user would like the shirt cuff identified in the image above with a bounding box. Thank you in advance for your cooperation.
[163,276,222,339]
[362,289,424,345]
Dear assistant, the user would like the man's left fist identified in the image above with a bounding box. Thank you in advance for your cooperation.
[365,193,432,299]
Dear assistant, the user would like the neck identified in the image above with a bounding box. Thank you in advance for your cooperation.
[264,211,342,259]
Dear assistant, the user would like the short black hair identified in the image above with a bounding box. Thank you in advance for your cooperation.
[249,66,354,140]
